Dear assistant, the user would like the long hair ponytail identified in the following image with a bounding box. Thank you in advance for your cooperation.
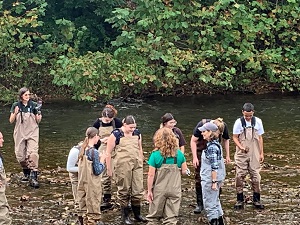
[78,127,98,160]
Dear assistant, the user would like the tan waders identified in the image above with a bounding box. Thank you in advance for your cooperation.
[77,151,103,225]
[114,135,145,224]
[98,125,114,209]
[14,111,39,188]
[234,127,264,209]
[0,164,12,225]
[146,158,181,225]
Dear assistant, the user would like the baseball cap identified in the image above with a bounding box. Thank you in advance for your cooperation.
[198,122,218,132]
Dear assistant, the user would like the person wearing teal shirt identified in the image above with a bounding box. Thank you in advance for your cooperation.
[147,127,189,225]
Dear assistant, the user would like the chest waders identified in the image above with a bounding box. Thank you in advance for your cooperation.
[14,108,39,188]
[0,163,12,225]
[234,125,264,210]
[193,118,210,214]
[200,144,225,224]
[147,157,181,225]
[77,149,103,225]
[114,134,146,224]
[98,121,115,209]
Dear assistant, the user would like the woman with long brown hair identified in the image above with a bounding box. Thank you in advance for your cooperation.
[77,127,106,225]
[92,104,122,209]
[106,115,146,225]
[9,87,42,188]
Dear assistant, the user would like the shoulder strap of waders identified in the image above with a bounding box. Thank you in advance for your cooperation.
[162,154,177,164]
[240,116,256,139]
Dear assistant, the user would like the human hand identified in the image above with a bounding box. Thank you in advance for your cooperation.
[211,182,218,191]
[225,156,231,164]
[14,106,19,114]
[192,157,199,168]
[260,153,264,163]
[147,191,153,203]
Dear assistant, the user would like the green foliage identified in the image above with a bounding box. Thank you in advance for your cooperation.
[1,0,299,102]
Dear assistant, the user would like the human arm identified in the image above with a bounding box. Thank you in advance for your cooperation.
[106,133,116,177]
[175,127,186,154]
[138,134,144,161]
[232,134,246,151]
[66,147,80,173]
[147,166,156,203]
[223,139,231,164]
[190,135,199,168]
[259,135,264,162]
[9,104,19,123]
[207,145,219,190]
[35,114,42,123]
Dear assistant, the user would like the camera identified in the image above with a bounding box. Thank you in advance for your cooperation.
[35,100,42,115]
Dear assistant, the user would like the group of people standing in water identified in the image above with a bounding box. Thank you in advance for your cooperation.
[66,101,265,225]
[0,87,265,225]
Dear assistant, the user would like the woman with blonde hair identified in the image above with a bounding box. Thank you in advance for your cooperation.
[77,127,106,225]
[147,127,189,225]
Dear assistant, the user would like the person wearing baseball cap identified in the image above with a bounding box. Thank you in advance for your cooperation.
[198,122,226,225]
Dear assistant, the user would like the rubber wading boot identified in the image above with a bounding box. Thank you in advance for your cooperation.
[210,218,218,225]
[29,171,39,188]
[253,192,265,209]
[194,193,204,214]
[132,205,147,222]
[218,216,225,225]
[78,216,83,225]
[122,206,133,225]
[194,187,204,214]
[101,194,112,211]
[234,193,244,210]
[21,169,31,182]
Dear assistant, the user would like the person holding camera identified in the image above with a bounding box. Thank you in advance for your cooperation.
[9,87,42,188]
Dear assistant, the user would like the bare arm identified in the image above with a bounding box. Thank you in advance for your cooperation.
[138,134,144,161]
[179,145,185,154]
[181,161,188,175]
[147,166,156,203]
[9,106,19,123]
[223,139,231,164]
[232,134,245,150]
[190,135,199,168]
[35,114,42,123]
[106,133,116,176]
[259,135,264,162]
[211,170,218,190]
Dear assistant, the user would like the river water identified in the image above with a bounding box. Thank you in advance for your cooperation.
[0,93,299,225]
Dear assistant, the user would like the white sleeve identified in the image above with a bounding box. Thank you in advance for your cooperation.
[233,118,243,135]
[255,117,264,135]
[66,147,79,173]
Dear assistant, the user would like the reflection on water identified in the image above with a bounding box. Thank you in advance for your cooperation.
[0,93,300,224]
